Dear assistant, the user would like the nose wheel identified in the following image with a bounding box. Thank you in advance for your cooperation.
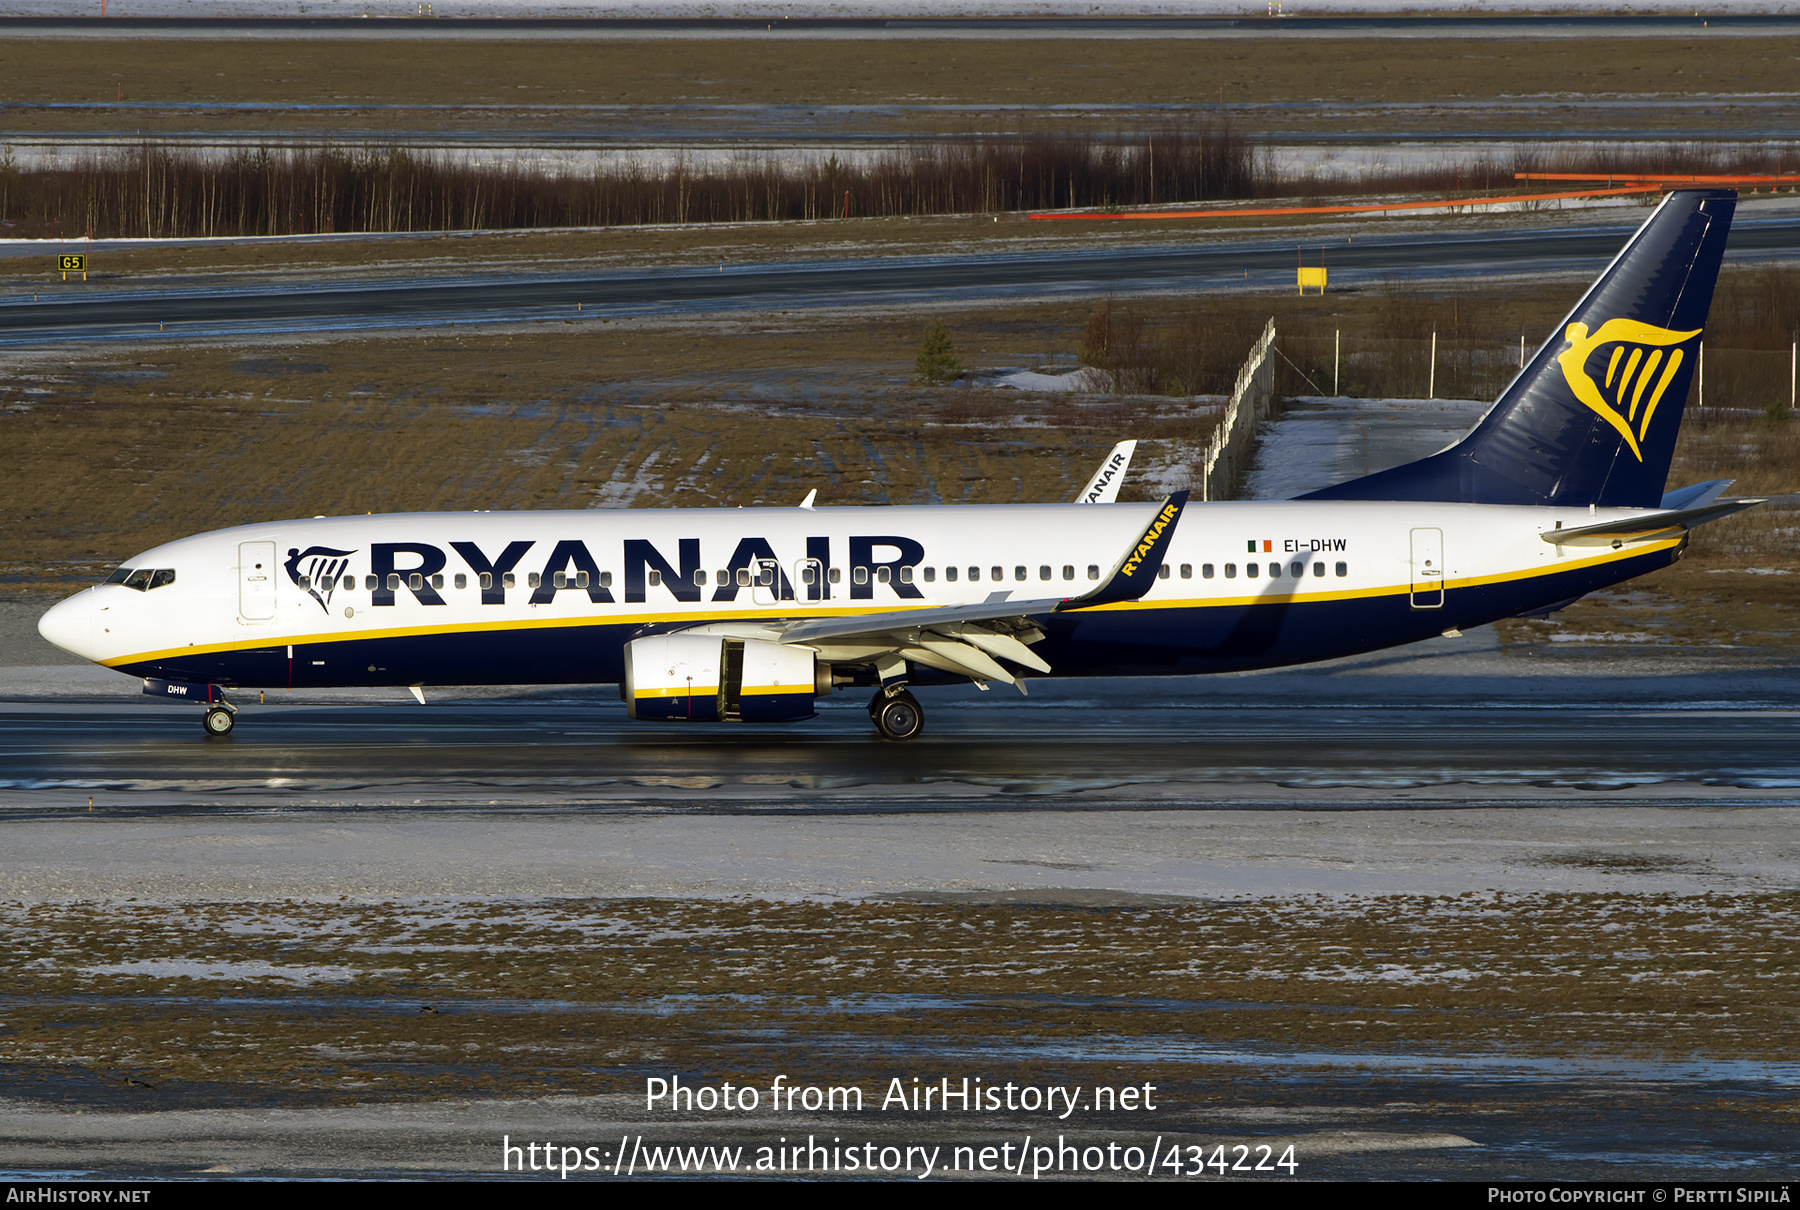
[869,689,924,741]
[202,705,236,737]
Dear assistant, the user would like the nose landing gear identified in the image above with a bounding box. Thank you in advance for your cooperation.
[869,688,924,741]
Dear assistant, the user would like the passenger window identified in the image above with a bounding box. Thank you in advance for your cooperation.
[408,573,423,591]
[1224,564,1237,578]
[502,573,515,589]
[801,565,817,585]
[1312,562,1325,577]
[923,567,936,583]
[1290,562,1303,578]
[900,566,914,584]
[1087,565,1100,580]
[578,571,591,588]
[1335,562,1348,577]
[990,567,1002,582]
[854,567,869,585]
[1155,565,1167,579]
[431,573,444,590]
[692,569,706,587]
[454,573,467,590]
[1180,563,1192,579]
[946,566,958,582]
[478,572,492,590]
[388,574,403,591]
[1246,564,1259,579]
[319,575,334,592]
[1062,565,1074,580]
[366,575,378,590]
[878,567,892,584]
[1039,565,1051,580]
[1014,566,1026,581]
[645,571,658,587]
[600,571,613,588]
[553,571,567,589]
[1202,564,1215,579]
[1267,563,1280,578]
[298,575,312,590]
[830,568,842,584]
[736,568,751,587]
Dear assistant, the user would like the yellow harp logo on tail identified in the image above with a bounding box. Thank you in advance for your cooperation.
[1556,318,1701,462]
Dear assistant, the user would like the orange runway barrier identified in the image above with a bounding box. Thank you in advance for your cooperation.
[1027,184,1666,222]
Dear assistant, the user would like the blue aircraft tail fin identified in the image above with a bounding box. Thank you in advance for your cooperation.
[1301,189,1736,508]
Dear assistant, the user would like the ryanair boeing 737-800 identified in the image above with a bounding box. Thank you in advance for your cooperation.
[37,190,1757,740]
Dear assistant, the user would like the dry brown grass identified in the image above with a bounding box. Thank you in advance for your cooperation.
[4,35,1797,136]
[2,892,1795,1105]
[1498,408,1800,653]
[0,303,1221,591]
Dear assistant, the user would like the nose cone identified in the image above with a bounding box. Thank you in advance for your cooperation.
[38,590,100,662]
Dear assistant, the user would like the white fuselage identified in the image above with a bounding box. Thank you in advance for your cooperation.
[38,499,1679,690]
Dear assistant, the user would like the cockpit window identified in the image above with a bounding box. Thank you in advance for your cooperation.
[113,568,176,592]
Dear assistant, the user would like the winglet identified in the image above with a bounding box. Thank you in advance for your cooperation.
[798,489,817,510]
[1073,439,1138,504]
[1059,491,1188,611]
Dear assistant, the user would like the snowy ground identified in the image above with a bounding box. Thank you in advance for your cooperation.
[1244,394,1489,500]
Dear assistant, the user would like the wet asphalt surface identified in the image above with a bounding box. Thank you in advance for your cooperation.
[4,674,1800,810]
[7,217,1800,346]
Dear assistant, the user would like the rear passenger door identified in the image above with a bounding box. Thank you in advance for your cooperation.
[1409,528,1444,610]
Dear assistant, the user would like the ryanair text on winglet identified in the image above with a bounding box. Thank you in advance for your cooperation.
[1118,502,1180,578]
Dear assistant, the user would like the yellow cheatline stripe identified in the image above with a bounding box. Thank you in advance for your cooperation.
[101,540,1677,668]
[632,685,721,699]
[631,684,798,699]
[1094,539,1679,612]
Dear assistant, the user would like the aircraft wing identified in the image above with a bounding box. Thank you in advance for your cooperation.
[1541,497,1765,547]
[775,492,1188,691]
[777,594,1068,645]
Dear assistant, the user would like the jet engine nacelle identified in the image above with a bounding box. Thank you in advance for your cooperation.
[622,633,824,723]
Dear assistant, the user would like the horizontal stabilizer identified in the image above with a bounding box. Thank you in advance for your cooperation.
[1542,498,1764,546]
[1660,479,1733,511]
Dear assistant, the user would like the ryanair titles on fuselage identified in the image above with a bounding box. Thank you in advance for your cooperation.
[287,532,928,611]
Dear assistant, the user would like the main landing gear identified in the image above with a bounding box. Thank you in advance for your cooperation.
[869,688,924,741]
[202,703,237,737]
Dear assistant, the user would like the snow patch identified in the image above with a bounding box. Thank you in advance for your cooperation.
[86,958,393,984]
[993,368,1112,394]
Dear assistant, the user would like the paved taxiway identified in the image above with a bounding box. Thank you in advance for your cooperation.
[7,214,1800,344]
[7,632,1800,817]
